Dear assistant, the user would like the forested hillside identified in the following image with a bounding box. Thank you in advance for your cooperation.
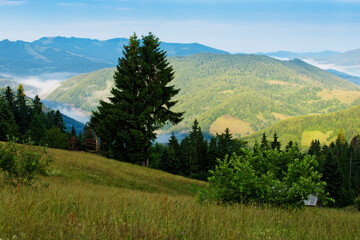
[245,104,360,147]
[46,53,360,136]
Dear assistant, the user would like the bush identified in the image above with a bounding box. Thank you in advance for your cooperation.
[199,148,330,207]
[0,139,53,186]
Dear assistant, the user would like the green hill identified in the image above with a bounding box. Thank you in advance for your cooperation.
[245,104,360,148]
[1,146,359,239]
[45,53,360,136]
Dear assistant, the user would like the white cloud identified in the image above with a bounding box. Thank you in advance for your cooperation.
[0,0,26,6]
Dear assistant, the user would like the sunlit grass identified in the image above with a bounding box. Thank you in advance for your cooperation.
[1,147,360,239]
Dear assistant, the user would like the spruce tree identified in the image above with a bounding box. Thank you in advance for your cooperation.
[4,86,16,114]
[167,132,180,173]
[15,84,30,136]
[260,132,270,150]
[0,96,18,140]
[270,132,281,151]
[54,110,66,133]
[90,33,183,165]
[188,119,207,175]
[71,125,76,137]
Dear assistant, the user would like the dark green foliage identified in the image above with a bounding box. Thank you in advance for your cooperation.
[0,138,53,186]
[260,133,270,150]
[0,97,18,140]
[15,84,30,135]
[71,125,76,137]
[26,113,47,145]
[271,132,281,151]
[54,110,66,133]
[44,127,68,149]
[90,33,183,165]
[199,148,328,207]
[83,124,97,152]
[308,139,321,156]
[322,145,348,207]
[188,119,207,178]
[4,86,16,114]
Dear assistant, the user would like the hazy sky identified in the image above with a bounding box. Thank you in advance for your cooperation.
[0,0,360,53]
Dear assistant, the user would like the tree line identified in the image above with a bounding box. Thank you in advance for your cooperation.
[0,85,97,151]
[308,129,360,207]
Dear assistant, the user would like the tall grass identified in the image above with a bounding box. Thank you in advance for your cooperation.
[1,147,360,239]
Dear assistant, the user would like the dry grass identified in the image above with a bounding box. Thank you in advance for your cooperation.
[209,114,254,137]
[1,147,360,239]
[217,90,235,94]
[272,112,292,120]
[269,80,297,87]
[317,89,360,104]
[301,130,336,146]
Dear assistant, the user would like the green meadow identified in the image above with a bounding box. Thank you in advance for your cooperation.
[1,146,360,239]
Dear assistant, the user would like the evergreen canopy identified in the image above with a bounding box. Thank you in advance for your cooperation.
[90,33,183,165]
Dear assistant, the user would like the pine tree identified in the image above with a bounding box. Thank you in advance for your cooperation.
[54,110,66,133]
[15,84,30,136]
[308,139,321,156]
[260,132,270,150]
[32,95,43,115]
[322,145,348,207]
[0,96,18,140]
[27,95,46,144]
[90,33,183,165]
[27,113,46,144]
[270,132,281,151]
[336,128,346,146]
[3,86,16,114]
[71,125,76,137]
[167,132,180,173]
[216,128,233,157]
[188,119,207,175]
[207,137,219,171]
[83,124,97,152]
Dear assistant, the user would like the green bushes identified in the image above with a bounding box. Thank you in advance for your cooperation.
[0,139,53,186]
[199,147,330,207]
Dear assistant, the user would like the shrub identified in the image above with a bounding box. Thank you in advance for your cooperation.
[0,139,53,186]
[199,148,330,207]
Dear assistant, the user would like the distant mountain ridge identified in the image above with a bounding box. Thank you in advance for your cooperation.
[45,53,360,136]
[0,37,228,76]
[260,49,360,77]
[258,50,340,60]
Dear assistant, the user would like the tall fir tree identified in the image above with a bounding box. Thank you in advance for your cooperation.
[4,86,16,114]
[15,84,30,136]
[270,132,281,151]
[90,33,183,165]
[54,110,66,133]
[0,96,18,140]
[260,132,270,150]
[188,119,207,175]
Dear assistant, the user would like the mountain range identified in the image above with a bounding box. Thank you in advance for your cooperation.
[0,37,227,76]
[45,53,360,137]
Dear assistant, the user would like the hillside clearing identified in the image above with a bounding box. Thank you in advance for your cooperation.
[1,147,359,239]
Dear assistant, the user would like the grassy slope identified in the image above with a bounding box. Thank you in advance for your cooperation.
[45,53,360,136]
[245,104,360,148]
[1,147,360,239]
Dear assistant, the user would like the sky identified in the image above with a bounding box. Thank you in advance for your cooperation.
[0,0,360,53]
